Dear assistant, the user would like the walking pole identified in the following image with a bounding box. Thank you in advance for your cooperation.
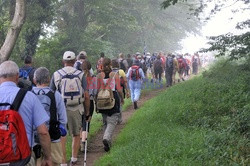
[84,121,88,166]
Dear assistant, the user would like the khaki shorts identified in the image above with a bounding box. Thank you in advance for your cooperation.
[67,110,82,136]
[36,142,63,166]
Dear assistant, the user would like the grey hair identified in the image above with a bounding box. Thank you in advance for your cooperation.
[0,61,19,78]
[34,67,50,85]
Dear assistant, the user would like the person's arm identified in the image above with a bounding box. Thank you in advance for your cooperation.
[82,75,90,120]
[115,74,124,104]
[55,91,67,125]
[139,68,145,80]
[37,123,52,166]
[49,74,56,91]
[119,70,130,98]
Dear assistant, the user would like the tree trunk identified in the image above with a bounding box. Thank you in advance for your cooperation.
[0,0,26,63]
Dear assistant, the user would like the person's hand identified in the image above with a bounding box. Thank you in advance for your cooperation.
[85,115,92,122]
[121,99,124,105]
[126,91,130,98]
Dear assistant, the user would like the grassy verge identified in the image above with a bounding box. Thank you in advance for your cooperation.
[95,59,250,165]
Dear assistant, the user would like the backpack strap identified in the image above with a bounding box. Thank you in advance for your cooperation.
[11,89,27,111]
[46,91,57,123]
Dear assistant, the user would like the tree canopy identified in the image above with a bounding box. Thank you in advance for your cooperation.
[162,0,250,60]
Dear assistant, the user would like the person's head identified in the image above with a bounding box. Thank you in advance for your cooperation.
[63,51,76,66]
[127,54,131,59]
[100,52,105,58]
[77,51,87,60]
[24,56,32,65]
[132,59,140,66]
[102,58,112,74]
[33,67,50,86]
[119,53,124,59]
[136,52,140,56]
[0,61,19,84]
[111,59,119,68]
[137,55,142,60]
[172,54,175,58]
[82,60,92,76]
[82,60,91,71]
[157,54,161,59]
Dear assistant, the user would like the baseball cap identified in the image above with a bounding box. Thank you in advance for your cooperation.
[63,51,76,60]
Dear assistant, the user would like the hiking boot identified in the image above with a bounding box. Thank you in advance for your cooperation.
[133,101,138,110]
[103,139,111,152]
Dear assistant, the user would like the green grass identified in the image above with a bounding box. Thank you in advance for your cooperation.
[95,59,250,165]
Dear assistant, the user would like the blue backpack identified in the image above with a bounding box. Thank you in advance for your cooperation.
[18,67,33,90]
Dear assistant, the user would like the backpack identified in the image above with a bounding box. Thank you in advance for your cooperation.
[32,89,61,141]
[154,59,163,72]
[130,66,140,81]
[166,57,174,69]
[96,72,117,110]
[119,59,126,72]
[178,58,186,69]
[56,69,84,106]
[0,89,31,164]
[18,67,33,90]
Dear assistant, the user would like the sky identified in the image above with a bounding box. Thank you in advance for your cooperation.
[179,0,250,54]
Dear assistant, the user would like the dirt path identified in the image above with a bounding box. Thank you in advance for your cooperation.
[74,87,165,166]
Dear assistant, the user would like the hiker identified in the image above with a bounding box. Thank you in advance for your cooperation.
[149,52,157,82]
[96,58,124,152]
[118,53,129,73]
[18,55,36,90]
[96,52,105,73]
[126,59,145,109]
[32,67,67,166]
[74,51,94,76]
[0,61,52,166]
[165,53,174,87]
[81,60,97,152]
[172,54,179,84]
[153,54,164,83]
[126,54,133,69]
[192,53,199,75]
[50,51,90,165]
[137,55,147,76]
[177,55,186,82]
[111,59,130,124]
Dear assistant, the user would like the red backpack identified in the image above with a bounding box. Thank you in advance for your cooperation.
[0,89,31,164]
[130,65,140,81]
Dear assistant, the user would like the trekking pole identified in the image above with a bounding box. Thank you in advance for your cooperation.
[84,122,88,166]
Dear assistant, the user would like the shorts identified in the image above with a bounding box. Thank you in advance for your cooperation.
[36,142,63,166]
[67,110,82,136]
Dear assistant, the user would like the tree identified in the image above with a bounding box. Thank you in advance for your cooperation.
[162,0,250,60]
[0,0,25,63]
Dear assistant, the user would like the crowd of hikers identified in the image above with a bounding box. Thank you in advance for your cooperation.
[0,50,212,166]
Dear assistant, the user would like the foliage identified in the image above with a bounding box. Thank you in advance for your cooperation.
[162,0,250,60]
[96,59,250,165]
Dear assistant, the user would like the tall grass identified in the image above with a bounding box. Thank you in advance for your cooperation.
[95,59,250,165]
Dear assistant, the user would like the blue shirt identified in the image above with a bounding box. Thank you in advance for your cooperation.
[32,87,67,142]
[0,82,49,147]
